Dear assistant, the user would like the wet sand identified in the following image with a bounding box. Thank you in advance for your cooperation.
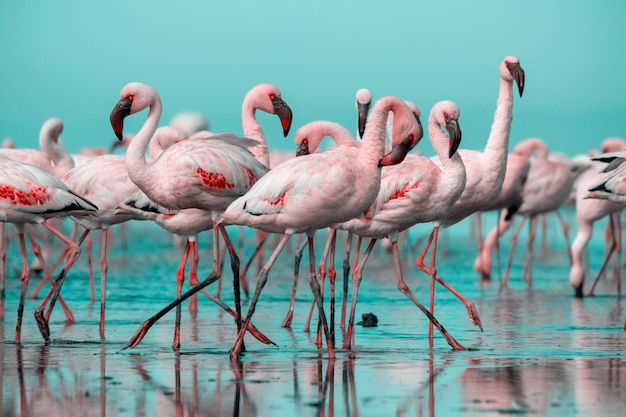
[1,218,625,416]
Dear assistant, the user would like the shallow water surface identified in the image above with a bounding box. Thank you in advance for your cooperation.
[1,220,625,416]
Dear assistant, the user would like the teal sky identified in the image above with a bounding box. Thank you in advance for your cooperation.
[1,1,625,157]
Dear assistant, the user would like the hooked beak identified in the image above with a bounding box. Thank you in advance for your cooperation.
[296,142,310,157]
[110,98,132,141]
[507,62,525,98]
[379,137,412,167]
[271,96,293,137]
[445,117,462,158]
[415,116,424,143]
[357,101,371,139]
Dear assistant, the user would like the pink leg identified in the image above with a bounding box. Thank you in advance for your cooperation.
[541,214,549,256]
[417,226,483,331]
[173,239,192,350]
[282,237,307,328]
[0,223,5,320]
[188,237,199,315]
[304,229,336,334]
[85,234,96,302]
[25,232,74,323]
[391,239,465,350]
[587,212,621,297]
[555,210,572,263]
[522,216,538,287]
[503,216,527,288]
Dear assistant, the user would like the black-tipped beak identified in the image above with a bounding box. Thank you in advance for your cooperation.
[415,116,424,143]
[379,137,412,167]
[446,117,462,158]
[271,96,293,137]
[357,102,370,139]
[110,98,132,141]
[507,62,525,98]
[296,142,310,157]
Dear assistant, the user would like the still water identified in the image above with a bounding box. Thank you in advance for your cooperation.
[1,216,625,416]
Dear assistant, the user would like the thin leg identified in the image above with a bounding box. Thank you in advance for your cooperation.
[587,213,620,296]
[343,238,377,351]
[230,234,291,360]
[282,237,307,328]
[173,239,192,350]
[391,239,465,350]
[503,216,527,288]
[340,231,353,331]
[239,233,269,299]
[306,234,335,357]
[99,228,109,339]
[14,226,30,345]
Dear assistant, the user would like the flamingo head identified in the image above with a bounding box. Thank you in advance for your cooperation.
[445,114,462,158]
[110,96,132,141]
[272,95,293,137]
[356,88,372,139]
[247,84,293,137]
[501,56,525,98]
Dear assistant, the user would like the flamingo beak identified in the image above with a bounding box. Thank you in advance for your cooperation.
[271,97,293,137]
[379,137,412,167]
[110,98,132,141]
[446,117,462,158]
[414,115,424,143]
[507,62,525,98]
[357,101,371,139]
[295,142,310,157]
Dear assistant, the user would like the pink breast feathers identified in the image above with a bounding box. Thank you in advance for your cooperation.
[0,183,52,206]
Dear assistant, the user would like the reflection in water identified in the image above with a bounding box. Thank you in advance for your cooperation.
[1,226,625,416]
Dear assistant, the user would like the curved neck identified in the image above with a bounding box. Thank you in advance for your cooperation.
[126,95,162,189]
[483,77,514,180]
[429,118,465,188]
[514,138,548,159]
[242,102,270,167]
[361,97,399,166]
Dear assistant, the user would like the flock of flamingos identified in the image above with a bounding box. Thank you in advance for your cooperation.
[1,54,625,360]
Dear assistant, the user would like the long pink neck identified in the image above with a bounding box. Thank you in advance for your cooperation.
[360,97,401,167]
[241,101,269,167]
[125,94,162,192]
[482,76,514,186]
[429,118,465,197]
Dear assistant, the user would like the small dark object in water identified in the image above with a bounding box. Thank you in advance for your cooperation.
[357,313,378,327]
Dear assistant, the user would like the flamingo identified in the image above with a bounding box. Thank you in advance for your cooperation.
[124,95,420,359]
[0,154,97,344]
[569,161,624,297]
[110,81,292,350]
[169,111,209,138]
[0,118,75,319]
[474,138,577,287]
[333,100,468,351]
[420,55,523,340]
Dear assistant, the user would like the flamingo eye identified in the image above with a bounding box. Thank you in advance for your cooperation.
[443,112,448,118]
[269,93,276,100]
[408,133,415,141]
[303,138,308,145]
[127,95,134,101]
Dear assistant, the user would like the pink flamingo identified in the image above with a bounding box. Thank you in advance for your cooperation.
[110,81,291,350]
[220,96,419,359]
[424,55,524,339]
[0,118,75,319]
[475,138,576,288]
[472,152,530,280]
[569,161,624,297]
[334,100,468,351]
[0,154,97,344]
[124,96,420,359]
[169,111,209,138]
